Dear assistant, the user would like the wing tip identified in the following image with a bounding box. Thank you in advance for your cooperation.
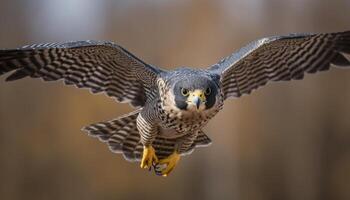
[5,69,28,81]
[332,52,350,67]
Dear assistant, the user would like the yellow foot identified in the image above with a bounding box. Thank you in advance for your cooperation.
[140,146,158,169]
[155,152,180,177]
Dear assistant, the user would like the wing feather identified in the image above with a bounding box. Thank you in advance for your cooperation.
[209,31,350,99]
[0,40,162,107]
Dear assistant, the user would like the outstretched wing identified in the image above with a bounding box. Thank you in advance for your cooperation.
[209,31,350,99]
[0,41,162,107]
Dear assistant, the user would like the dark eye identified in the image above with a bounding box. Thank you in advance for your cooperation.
[181,88,189,96]
[205,87,211,95]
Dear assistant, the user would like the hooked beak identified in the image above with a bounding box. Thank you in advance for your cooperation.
[192,96,201,109]
[188,90,206,110]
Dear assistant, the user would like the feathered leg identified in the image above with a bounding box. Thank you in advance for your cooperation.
[137,109,159,169]
[155,131,198,176]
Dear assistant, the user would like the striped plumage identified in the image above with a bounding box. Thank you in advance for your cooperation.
[155,69,223,154]
[0,30,349,176]
[83,109,211,161]
[210,31,350,99]
[0,40,160,107]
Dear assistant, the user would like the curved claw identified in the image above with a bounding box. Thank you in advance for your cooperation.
[155,152,180,177]
[140,146,158,169]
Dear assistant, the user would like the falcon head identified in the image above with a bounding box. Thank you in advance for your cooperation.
[160,68,221,113]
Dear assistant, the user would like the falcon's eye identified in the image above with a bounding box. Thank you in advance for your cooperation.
[181,88,189,96]
[205,87,211,95]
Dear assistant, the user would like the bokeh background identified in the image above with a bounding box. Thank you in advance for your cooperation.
[0,0,350,200]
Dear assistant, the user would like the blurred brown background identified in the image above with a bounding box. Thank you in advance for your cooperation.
[0,0,350,200]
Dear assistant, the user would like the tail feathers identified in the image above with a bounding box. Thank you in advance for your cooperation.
[83,110,212,162]
[83,109,140,155]
[120,130,141,161]
[177,130,212,156]
[194,131,212,147]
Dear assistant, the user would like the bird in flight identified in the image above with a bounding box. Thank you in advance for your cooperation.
[0,31,349,176]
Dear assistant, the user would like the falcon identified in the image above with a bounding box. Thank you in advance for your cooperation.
[0,31,349,176]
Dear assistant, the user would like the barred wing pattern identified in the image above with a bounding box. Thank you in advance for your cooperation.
[0,41,161,107]
[210,31,350,99]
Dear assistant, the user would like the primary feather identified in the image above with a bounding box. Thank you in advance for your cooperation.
[0,40,161,107]
[209,31,350,99]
